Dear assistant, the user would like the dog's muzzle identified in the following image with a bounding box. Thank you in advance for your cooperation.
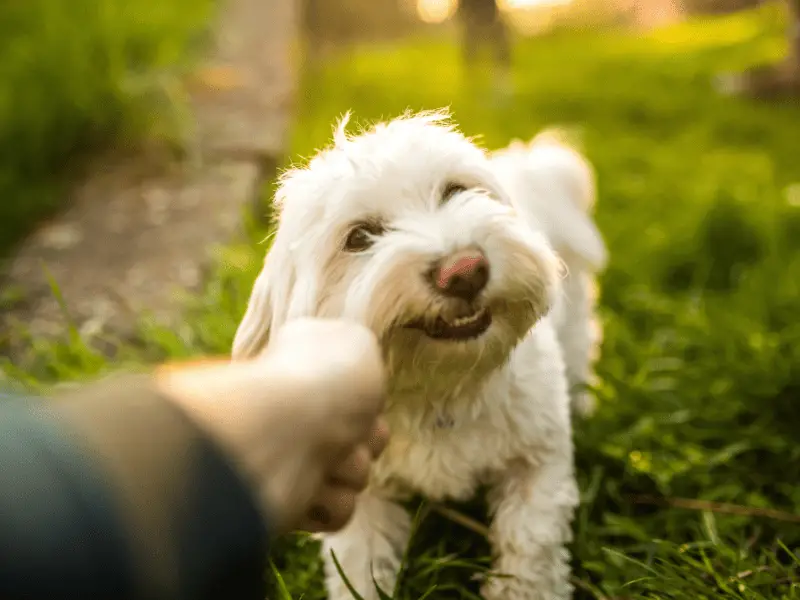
[403,247,493,341]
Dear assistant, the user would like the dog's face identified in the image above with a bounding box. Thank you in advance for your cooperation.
[233,111,562,391]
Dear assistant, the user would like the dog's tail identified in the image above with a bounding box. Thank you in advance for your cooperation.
[496,129,608,272]
[526,129,596,214]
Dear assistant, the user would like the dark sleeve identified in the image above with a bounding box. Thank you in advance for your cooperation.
[0,374,270,600]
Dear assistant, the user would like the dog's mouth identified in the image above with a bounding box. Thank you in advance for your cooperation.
[404,306,492,341]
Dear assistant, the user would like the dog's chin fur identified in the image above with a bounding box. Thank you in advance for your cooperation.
[233,110,581,600]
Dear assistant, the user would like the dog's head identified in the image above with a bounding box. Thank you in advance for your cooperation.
[233,110,562,392]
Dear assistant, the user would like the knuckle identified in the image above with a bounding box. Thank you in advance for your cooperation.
[335,446,371,489]
[327,492,356,530]
[354,444,372,468]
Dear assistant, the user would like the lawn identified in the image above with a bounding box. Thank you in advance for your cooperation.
[4,3,800,599]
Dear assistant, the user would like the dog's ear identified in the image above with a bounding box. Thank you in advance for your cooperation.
[232,260,275,360]
[232,241,296,360]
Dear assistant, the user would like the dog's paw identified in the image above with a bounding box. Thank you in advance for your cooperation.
[481,572,573,600]
[326,579,385,600]
[324,553,399,600]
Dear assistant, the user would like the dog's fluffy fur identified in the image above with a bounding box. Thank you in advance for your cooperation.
[490,131,607,417]
[232,110,602,599]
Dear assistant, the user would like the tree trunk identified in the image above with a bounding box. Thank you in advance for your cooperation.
[789,0,800,76]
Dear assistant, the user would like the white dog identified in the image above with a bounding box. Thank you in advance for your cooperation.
[233,110,580,600]
[490,131,607,417]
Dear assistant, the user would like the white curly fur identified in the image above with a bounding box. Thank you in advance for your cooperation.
[232,110,589,600]
[490,131,608,417]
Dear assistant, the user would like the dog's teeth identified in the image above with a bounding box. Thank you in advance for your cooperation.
[450,308,485,327]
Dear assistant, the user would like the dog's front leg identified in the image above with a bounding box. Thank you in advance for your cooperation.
[321,491,411,600]
[482,455,579,600]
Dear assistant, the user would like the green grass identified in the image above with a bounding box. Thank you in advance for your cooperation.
[4,3,800,599]
[0,0,214,257]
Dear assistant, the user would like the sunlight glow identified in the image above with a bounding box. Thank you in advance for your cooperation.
[416,0,458,24]
[414,0,578,25]
[497,0,575,10]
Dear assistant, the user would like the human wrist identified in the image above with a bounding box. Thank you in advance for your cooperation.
[152,358,309,533]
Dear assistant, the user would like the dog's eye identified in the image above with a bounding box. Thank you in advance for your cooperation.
[344,222,384,252]
[442,182,468,202]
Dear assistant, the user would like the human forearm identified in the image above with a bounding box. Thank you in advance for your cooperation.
[0,374,269,600]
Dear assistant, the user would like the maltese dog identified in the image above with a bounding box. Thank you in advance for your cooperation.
[491,130,607,417]
[232,110,596,600]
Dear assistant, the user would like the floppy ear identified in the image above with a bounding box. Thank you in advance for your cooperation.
[232,240,296,360]
[232,265,273,360]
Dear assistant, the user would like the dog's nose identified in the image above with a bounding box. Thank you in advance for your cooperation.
[430,249,490,301]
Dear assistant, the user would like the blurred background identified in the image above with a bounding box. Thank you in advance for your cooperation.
[2,0,800,598]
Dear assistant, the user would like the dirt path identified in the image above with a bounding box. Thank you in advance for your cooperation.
[1,0,299,360]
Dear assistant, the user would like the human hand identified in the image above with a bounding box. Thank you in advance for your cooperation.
[155,318,389,535]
